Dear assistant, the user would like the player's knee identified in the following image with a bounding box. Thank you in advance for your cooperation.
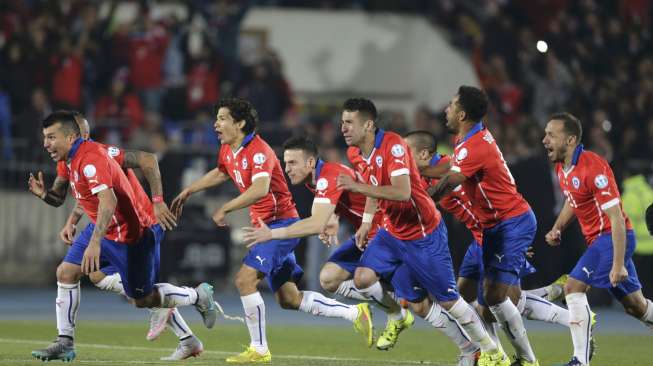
[278,295,300,310]
[133,297,151,308]
[319,271,340,293]
[409,298,431,318]
[353,268,376,290]
[56,263,82,284]
[623,298,647,318]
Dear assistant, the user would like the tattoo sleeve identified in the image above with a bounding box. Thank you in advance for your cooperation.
[43,176,69,207]
[90,190,117,243]
[122,150,163,196]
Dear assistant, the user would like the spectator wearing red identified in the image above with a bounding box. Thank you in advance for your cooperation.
[94,68,144,142]
[50,37,84,109]
[186,49,221,113]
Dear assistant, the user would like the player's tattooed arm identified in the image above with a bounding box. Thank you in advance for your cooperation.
[83,189,117,274]
[44,176,69,207]
[421,160,451,179]
[122,150,163,196]
[429,171,465,201]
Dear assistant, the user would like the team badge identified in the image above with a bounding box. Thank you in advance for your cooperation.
[594,174,609,189]
[316,178,328,191]
[572,177,580,189]
[375,156,383,167]
[391,144,405,157]
[253,153,266,165]
[107,146,120,158]
[83,164,97,178]
[241,158,248,169]
[456,148,468,161]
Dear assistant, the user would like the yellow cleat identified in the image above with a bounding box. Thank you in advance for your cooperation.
[589,311,597,360]
[509,356,540,366]
[225,346,271,363]
[478,348,511,366]
[376,310,414,350]
[353,303,374,347]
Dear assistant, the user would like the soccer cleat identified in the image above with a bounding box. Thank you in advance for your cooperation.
[226,345,271,363]
[160,336,204,360]
[457,349,480,366]
[31,338,76,362]
[478,348,511,366]
[563,356,583,366]
[509,356,540,366]
[353,303,374,347]
[147,308,174,341]
[545,274,569,302]
[194,283,218,329]
[589,311,597,361]
[376,310,414,350]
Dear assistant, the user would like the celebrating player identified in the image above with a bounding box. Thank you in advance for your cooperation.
[542,112,653,366]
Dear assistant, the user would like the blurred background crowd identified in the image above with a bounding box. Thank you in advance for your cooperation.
[0,0,651,299]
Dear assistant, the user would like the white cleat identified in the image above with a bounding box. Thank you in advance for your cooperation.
[147,308,174,341]
[195,283,218,328]
[160,336,204,361]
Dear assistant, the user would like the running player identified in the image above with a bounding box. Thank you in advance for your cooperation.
[542,112,653,366]
[170,98,372,364]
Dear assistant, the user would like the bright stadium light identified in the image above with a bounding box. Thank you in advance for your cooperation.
[536,40,548,53]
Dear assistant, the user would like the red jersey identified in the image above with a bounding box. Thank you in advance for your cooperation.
[65,140,153,243]
[217,133,298,225]
[57,143,155,223]
[307,160,382,240]
[422,154,483,244]
[451,122,530,228]
[347,130,439,241]
[555,145,633,245]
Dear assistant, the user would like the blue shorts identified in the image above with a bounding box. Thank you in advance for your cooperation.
[361,222,459,303]
[570,230,641,300]
[243,218,303,292]
[63,223,119,276]
[327,236,363,274]
[390,264,428,303]
[458,241,536,281]
[482,210,537,286]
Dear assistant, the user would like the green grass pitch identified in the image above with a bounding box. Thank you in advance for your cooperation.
[0,320,650,365]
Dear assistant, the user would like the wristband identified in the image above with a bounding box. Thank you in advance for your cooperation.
[152,195,164,203]
[362,213,374,224]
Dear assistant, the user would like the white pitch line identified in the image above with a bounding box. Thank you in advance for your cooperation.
[0,338,449,365]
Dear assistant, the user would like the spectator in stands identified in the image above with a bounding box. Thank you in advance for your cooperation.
[94,68,144,143]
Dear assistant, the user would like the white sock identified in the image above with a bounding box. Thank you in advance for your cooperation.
[641,299,653,329]
[447,297,496,352]
[488,322,504,351]
[299,291,358,322]
[56,282,80,338]
[489,298,536,363]
[566,293,591,364]
[157,284,198,308]
[168,308,193,339]
[334,280,368,300]
[424,302,478,354]
[94,273,125,296]
[523,293,569,326]
[356,281,402,318]
[241,292,268,354]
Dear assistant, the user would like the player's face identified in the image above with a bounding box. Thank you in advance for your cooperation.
[214,107,244,145]
[284,149,314,185]
[43,123,75,161]
[445,95,463,134]
[404,137,429,169]
[542,119,571,163]
[341,110,370,147]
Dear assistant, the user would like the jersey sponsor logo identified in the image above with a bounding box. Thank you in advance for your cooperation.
[375,155,383,167]
[495,254,505,263]
[316,177,328,191]
[107,146,120,158]
[391,144,405,158]
[241,158,248,169]
[83,164,97,178]
[456,147,468,161]
[572,177,580,189]
[594,174,609,189]
[256,255,266,265]
[253,153,266,165]
[582,267,593,278]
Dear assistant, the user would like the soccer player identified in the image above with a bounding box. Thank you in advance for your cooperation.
[431,87,539,366]
[336,98,510,366]
[542,112,653,366]
[170,98,372,364]
[242,137,478,361]
[27,112,202,361]
[31,111,217,362]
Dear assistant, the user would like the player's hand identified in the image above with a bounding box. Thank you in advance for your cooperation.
[526,246,535,258]
[336,174,359,192]
[355,222,371,250]
[212,207,228,227]
[545,228,561,246]
[59,222,77,245]
[170,189,191,219]
[28,171,47,199]
[243,218,272,248]
[609,264,628,287]
[153,201,177,231]
[81,240,101,275]
[319,215,339,247]
[318,232,338,247]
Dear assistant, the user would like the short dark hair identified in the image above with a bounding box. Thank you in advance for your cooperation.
[404,130,437,154]
[343,98,378,122]
[42,110,81,137]
[550,112,583,143]
[457,86,488,122]
[283,136,319,158]
[215,98,259,135]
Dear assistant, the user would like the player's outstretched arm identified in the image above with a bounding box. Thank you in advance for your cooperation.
[122,149,176,230]
[336,173,411,201]
[82,188,117,275]
[604,204,628,286]
[171,167,230,218]
[429,171,466,201]
[28,172,68,207]
[242,202,336,246]
[60,202,84,244]
[421,160,451,179]
[545,200,576,246]
[212,176,271,226]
